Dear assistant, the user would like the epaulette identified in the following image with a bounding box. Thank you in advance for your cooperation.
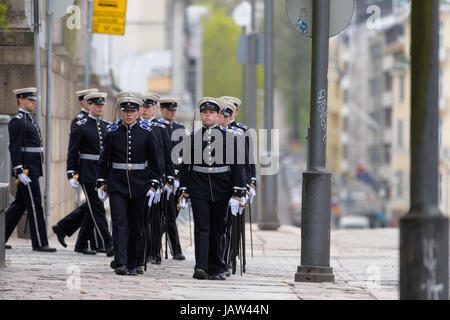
[229,127,243,135]
[235,122,249,131]
[102,119,111,125]
[14,113,24,120]
[152,122,166,129]
[190,129,199,136]
[158,118,170,125]
[140,119,151,125]
[140,123,152,131]
[219,127,228,132]
[76,118,88,126]
[107,120,120,133]
[174,121,184,126]
[76,113,86,120]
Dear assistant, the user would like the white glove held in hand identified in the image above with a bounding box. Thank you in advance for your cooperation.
[179,197,190,210]
[239,195,248,215]
[153,188,161,204]
[19,173,32,185]
[69,178,79,189]
[249,186,256,204]
[174,179,180,193]
[146,189,156,207]
[163,184,172,200]
[229,197,241,216]
[97,189,108,202]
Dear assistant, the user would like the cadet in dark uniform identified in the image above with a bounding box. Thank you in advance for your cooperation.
[159,98,185,261]
[52,88,104,251]
[65,92,113,255]
[178,97,246,280]
[4,87,56,252]
[97,95,162,275]
[139,93,175,265]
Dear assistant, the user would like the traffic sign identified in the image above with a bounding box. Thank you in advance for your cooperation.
[285,0,355,38]
[92,0,127,35]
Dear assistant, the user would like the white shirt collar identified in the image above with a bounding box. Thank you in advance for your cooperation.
[18,108,31,115]
[122,121,137,129]
[203,124,218,130]
[89,114,100,120]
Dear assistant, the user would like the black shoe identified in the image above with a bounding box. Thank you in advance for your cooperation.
[106,247,114,257]
[115,265,128,276]
[110,260,116,270]
[150,256,161,265]
[95,248,106,253]
[173,253,186,261]
[33,245,57,252]
[225,269,231,277]
[135,266,143,275]
[52,225,67,248]
[5,244,11,250]
[208,272,227,280]
[193,268,208,280]
[127,268,138,276]
[75,248,97,255]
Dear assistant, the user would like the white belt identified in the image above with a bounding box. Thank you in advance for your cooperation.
[80,153,100,161]
[112,161,148,170]
[192,165,230,174]
[20,147,43,153]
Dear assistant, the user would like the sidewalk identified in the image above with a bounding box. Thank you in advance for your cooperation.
[0,219,399,300]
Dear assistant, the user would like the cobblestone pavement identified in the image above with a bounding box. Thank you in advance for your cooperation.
[0,218,400,300]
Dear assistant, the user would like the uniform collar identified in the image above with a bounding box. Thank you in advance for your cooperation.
[122,120,137,129]
[18,108,32,115]
[81,108,89,114]
[202,124,218,130]
[89,114,100,121]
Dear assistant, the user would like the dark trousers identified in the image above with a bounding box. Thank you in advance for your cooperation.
[223,209,232,269]
[190,198,228,275]
[56,201,107,250]
[163,193,182,256]
[75,184,112,250]
[5,178,49,249]
[109,193,145,269]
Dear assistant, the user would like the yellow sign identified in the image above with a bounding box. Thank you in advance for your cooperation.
[92,0,127,35]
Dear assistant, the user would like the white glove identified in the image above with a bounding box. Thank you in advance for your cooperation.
[229,197,241,216]
[174,179,180,193]
[163,183,173,200]
[18,173,31,185]
[249,186,256,204]
[69,178,79,189]
[146,189,156,207]
[97,188,108,202]
[239,195,248,215]
[153,188,161,204]
[179,197,189,210]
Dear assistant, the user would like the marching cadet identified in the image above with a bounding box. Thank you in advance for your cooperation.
[139,93,176,265]
[52,88,106,252]
[158,98,186,261]
[178,97,246,280]
[4,87,56,252]
[97,95,162,276]
[65,92,114,256]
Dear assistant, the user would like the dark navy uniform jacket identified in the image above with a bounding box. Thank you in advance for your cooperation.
[70,108,89,133]
[8,109,43,178]
[179,125,246,202]
[67,115,109,184]
[163,119,185,180]
[151,118,175,183]
[97,120,162,198]
[229,120,256,188]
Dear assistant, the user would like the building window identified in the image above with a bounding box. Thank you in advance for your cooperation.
[396,171,403,199]
[384,144,392,164]
[399,75,405,103]
[385,72,392,92]
[397,119,404,149]
[385,108,392,128]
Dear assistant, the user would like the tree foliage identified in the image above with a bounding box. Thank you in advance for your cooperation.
[0,0,9,30]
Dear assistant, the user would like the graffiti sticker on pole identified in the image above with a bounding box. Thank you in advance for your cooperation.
[92,0,127,35]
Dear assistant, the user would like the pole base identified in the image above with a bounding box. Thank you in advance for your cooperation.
[295,265,335,283]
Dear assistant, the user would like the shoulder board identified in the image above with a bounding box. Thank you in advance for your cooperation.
[190,130,198,136]
[76,118,88,126]
[152,122,166,128]
[140,123,152,131]
[107,121,120,133]
[174,121,184,126]
[220,127,228,132]
[229,127,243,135]
[235,122,249,130]
[76,113,86,120]
[14,113,24,120]
[158,118,169,125]
[140,119,151,125]
[102,119,111,125]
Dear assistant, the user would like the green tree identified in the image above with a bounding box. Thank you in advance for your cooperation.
[0,0,9,30]
[202,7,242,103]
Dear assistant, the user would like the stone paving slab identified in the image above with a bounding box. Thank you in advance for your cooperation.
[0,222,402,300]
